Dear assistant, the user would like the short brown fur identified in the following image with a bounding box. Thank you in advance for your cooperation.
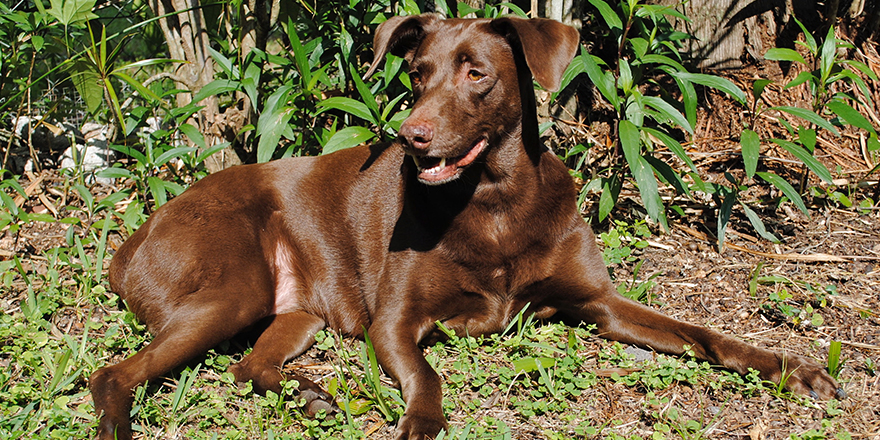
[91,15,843,440]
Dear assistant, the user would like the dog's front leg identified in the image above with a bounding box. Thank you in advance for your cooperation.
[576,291,845,399]
[368,318,447,440]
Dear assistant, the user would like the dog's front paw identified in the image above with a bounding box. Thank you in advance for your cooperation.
[394,412,448,440]
[767,351,845,400]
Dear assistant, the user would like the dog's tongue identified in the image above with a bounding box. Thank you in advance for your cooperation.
[415,139,487,183]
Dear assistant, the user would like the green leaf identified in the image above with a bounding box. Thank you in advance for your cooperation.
[645,155,689,196]
[784,71,814,90]
[95,167,132,179]
[672,72,746,105]
[154,147,197,167]
[68,60,103,113]
[740,129,760,179]
[48,0,98,26]
[642,127,696,173]
[178,123,206,149]
[798,127,816,153]
[772,106,839,136]
[741,203,780,243]
[351,64,380,122]
[196,142,231,164]
[620,121,667,230]
[113,71,164,105]
[208,47,235,77]
[598,176,620,222]
[618,59,633,94]
[792,16,817,53]
[640,54,686,72]
[322,126,376,155]
[317,97,374,122]
[192,79,240,103]
[147,176,168,207]
[288,19,311,87]
[579,49,619,111]
[642,96,693,134]
[763,48,806,64]
[756,171,809,216]
[717,187,736,250]
[826,100,877,135]
[769,138,833,183]
[512,357,556,373]
[256,85,295,163]
[752,79,772,101]
[819,25,836,83]
[587,0,623,32]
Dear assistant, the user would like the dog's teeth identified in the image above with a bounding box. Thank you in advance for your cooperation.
[439,157,446,169]
[413,157,422,169]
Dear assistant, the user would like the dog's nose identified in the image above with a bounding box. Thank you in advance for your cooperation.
[399,121,433,151]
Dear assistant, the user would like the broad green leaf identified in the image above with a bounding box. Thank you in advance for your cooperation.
[620,121,667,229]
[196,142,231,163]
[798,127,816,153]
[598,177,619,221]
[642,96,693,133]
[95,167,132,179]
[208,47,235,77]
[644,155,689,196]
[756,171,809,216]
[772,106,839,135]
[784,71,814,90]
[351,64,379,121]
[642,127,696,173]
[618,59,633,94]
[740,129,760,179]
[752,79,772,101]
[741,203,780,243]
[717,187,736,250]
[256,85,295,163]
[113,71,164,105]
[512,357,556,373]
[288,20,311,86]
[68,61,103,113]
[580,50,620,111]
[640,54,686,72]
[178,124,206,149]
[457,2,481,17]
[826,100,877,135]
[792,16,817,53]
[154,147,197,167]
[192,79,240,103]
[763,48,806,64]
[819,25,836,83]
[317,97,374,123]
[672,72,746,105]
[322,126,376,155]
[48,0,98,26]
[147,176,168,207]
[587,0,623,32]
[769,138,833,183]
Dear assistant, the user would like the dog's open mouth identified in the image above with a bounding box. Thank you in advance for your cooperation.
[411,138,487,184]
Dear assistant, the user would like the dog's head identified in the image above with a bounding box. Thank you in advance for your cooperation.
[366,15,579,185]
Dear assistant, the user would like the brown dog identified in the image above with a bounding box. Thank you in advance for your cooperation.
[91,14,844,440]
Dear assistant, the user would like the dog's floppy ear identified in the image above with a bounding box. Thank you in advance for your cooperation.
[364,13,441,79]
[491,17,580,92]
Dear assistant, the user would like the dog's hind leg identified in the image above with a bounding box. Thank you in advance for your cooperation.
[90,296,267,440]
[227,311,335,415]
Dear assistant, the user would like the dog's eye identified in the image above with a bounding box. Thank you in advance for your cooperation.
[410,72,422,86]
[467,70,485,82]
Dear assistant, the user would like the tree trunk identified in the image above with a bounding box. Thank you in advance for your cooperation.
[148,0,242,172]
